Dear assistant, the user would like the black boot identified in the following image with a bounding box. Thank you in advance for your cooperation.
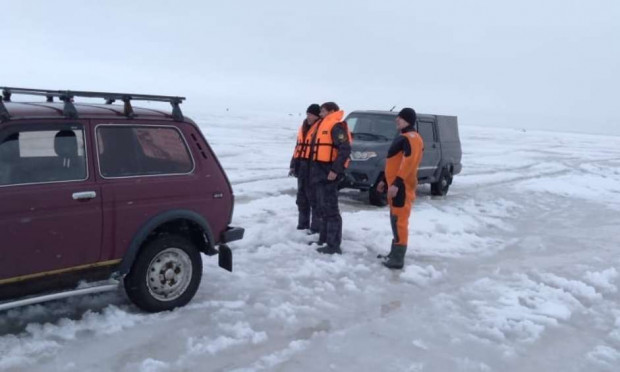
[297,209,310,230]
[382,245,406,269]
[377,240,396,260]
[316,246,342,255]
[309,213,321,235]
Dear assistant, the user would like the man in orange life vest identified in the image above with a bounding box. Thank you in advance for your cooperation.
[376,108,424,269]
[309,102,352,255]
[290,104,322,233]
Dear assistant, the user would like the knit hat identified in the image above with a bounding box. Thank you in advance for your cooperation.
[320,102,340,112]
[397,108,417,126]
[306,104,320,117]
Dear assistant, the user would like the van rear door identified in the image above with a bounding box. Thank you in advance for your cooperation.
[417,119,440,180]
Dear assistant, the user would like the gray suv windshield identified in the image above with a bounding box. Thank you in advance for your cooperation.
[347,114,397,142]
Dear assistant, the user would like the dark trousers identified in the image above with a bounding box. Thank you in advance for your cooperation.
[296,168,321,232]
[388,185,414,248]
[316,180,342,248]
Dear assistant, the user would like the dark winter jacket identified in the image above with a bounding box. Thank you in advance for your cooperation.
[309,122,351,184]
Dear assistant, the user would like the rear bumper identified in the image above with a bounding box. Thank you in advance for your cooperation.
[221,226,245,243]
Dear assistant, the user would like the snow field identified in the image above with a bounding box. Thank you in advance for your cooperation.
[1,112,619,371]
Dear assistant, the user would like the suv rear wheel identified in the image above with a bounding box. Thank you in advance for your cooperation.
[431,168,452,196]
[124,234,202,312]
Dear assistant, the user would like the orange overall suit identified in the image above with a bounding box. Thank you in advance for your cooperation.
[383,125,424,267]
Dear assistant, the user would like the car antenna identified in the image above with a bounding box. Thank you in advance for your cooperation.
[389,105,396,112]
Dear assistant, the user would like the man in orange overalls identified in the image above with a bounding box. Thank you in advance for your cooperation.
[377,108,424,269]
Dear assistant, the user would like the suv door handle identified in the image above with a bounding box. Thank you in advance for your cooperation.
[72,191,97,200]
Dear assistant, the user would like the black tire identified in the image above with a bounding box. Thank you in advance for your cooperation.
[369,174,387,207]
[124,234,202,312]
[431,168,452,196]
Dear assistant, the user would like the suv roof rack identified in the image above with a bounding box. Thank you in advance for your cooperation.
[0,87,186,122]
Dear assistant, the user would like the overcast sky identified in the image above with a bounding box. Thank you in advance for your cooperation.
[2,0,619,134]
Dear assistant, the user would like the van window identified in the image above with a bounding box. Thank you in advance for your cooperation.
[0,126,87,186]
[97,125,193,178]
[438,119,459,142]
[417,121,435,143]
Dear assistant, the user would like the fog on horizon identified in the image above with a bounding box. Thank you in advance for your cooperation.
[2,0,618,135]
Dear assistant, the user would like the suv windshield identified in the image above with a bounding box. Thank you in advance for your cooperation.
[347,114,397,142]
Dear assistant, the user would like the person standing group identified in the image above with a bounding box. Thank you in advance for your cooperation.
[291,104,423,269]
[291,102,351,255]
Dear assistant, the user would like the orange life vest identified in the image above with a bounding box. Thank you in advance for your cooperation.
[293,121,319,160]
[310,110,353,166]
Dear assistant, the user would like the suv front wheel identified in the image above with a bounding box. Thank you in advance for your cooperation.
[124,234,203,312]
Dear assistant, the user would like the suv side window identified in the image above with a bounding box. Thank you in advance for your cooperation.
[417,121,435,143]
[0,125,87,186]
[97,125,194,178]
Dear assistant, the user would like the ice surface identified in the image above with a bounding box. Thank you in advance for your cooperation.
[1,113,619,371]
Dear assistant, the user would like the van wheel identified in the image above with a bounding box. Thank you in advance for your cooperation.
[431,168,452,196]
[124,234,202,312]
[369,174,387,206]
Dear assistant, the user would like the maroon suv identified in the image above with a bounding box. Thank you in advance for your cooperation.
[0,87,243,312]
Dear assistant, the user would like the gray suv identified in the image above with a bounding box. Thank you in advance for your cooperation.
[340,110,462,205]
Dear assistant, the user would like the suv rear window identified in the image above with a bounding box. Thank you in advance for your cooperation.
[97,125,193,178]
[0,126,87,186]
[438,118,459,142]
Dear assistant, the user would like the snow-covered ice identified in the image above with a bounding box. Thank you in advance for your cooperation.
[1,112,619,371]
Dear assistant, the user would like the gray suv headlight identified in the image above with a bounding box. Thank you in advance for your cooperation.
[351,151,378,161]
